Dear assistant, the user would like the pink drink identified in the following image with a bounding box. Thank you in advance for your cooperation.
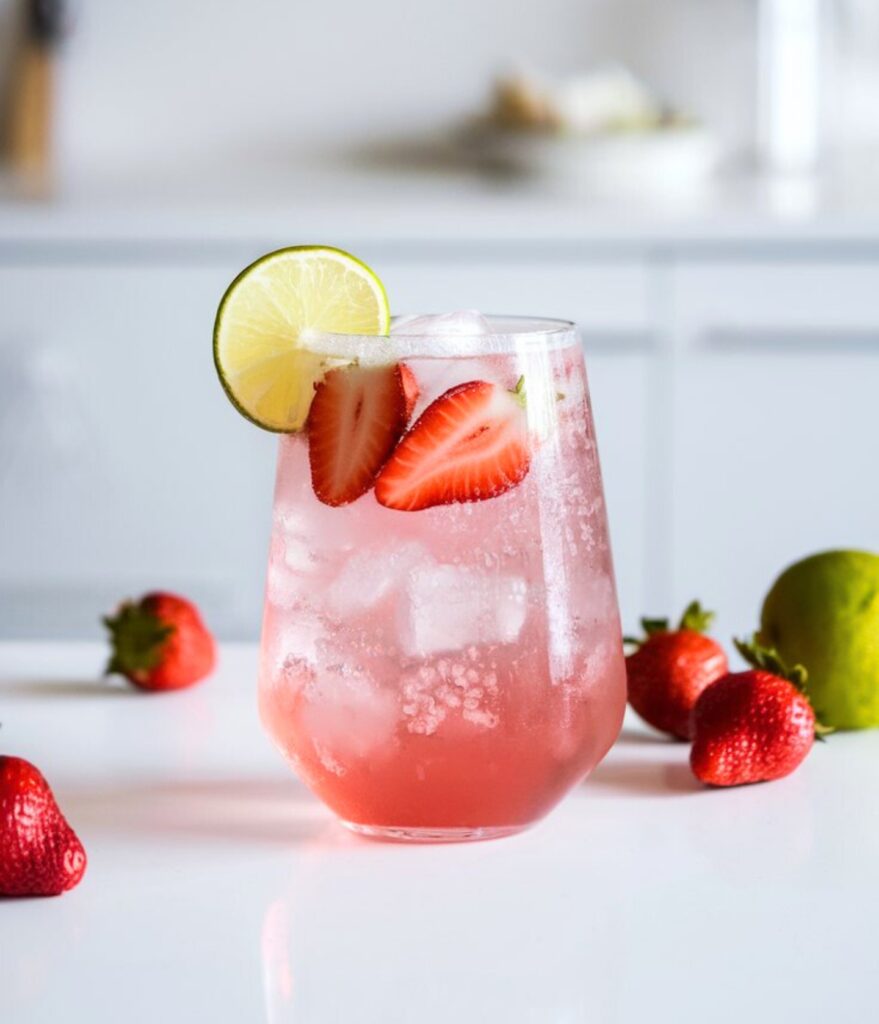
[259,317,626,841]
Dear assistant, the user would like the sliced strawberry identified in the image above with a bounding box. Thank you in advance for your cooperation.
[375,379,530,511]
[307,364,408,507]
[400,363,420,419]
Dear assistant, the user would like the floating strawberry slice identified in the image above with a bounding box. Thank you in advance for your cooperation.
[400,363,420,419]
[307,364,409,506]
[375,378,530,511]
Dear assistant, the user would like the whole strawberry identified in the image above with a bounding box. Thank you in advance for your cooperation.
[104,592,216,692]
[690,638,823,787]
[625,601,728,739]
[0,757,87,897]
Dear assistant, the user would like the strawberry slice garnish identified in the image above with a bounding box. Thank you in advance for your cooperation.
[307,364,409,506]
[375,378,530,511]
[400,363,420,419]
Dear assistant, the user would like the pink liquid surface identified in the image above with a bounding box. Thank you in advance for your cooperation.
[258,340,626,837]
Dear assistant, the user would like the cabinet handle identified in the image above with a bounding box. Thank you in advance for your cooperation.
[580,329,654,353]
[700,327,879,352]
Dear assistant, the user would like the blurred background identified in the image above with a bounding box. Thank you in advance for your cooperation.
[0,0,878,642]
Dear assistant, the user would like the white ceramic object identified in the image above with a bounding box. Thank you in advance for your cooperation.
[461,125,721,196]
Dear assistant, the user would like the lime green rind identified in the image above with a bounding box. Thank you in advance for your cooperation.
[212,245,390,433]
[759,549,879,730]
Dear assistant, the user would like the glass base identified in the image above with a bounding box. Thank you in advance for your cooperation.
[342,821,528,844]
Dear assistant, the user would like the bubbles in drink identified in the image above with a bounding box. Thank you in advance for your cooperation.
[401,657,500,736]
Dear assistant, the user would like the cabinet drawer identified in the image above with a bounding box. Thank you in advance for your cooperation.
[670,260,879,639]
[673,262,879,347]
[0,261,275,638]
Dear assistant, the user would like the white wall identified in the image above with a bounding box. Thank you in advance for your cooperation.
[0,0,757,182]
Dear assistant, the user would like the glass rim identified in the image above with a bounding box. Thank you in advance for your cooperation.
[302,314,579,360]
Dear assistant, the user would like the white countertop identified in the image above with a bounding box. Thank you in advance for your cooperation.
[4,165,879,248]
[1,642,876,1023]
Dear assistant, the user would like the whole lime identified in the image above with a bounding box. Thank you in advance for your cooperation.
[760,550,879,729]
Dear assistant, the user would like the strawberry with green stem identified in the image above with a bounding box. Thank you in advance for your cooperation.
[104,592,216,692]
[690,636,828,787]
[624,601,729,740]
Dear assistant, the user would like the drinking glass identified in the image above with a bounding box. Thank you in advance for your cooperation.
[258,316,626,841]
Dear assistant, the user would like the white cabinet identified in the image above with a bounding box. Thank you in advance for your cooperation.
[670,262,879,641]
[382,258,653,331]
[0,259,277,638]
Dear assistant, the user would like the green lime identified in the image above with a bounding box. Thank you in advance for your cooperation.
[213,246,390,432]
[760,550,879,729]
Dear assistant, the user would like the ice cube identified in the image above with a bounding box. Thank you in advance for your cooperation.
[275,615,324,665]
[266,520,317,579]
[272,443,365,557]
[399,564,528,657]
[578,574,618,627]
[265,536,303,610]
[300,666,398,762]
[403,356,513,420]
[391,311,492,336]
[264,520,328,609]
[325,542,427,619]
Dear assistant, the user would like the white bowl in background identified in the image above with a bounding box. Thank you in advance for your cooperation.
[459,125,721,196]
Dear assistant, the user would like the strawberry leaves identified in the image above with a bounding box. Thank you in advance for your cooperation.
[103,601,174,676]
[734,634,832,740]
[733,635,807,690]
[679,600,714,634]
[624,600,715,649]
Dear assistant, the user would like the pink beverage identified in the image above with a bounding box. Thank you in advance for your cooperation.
[258,315,626,841]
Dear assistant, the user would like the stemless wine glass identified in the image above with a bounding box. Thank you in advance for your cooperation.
[258,316,626,841]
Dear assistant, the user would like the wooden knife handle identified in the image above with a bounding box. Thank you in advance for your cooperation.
[8,42,54,177]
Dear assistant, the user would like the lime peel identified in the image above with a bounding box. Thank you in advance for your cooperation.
[213,246,390,432]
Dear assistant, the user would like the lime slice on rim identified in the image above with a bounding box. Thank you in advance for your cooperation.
[213,246,390,432]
